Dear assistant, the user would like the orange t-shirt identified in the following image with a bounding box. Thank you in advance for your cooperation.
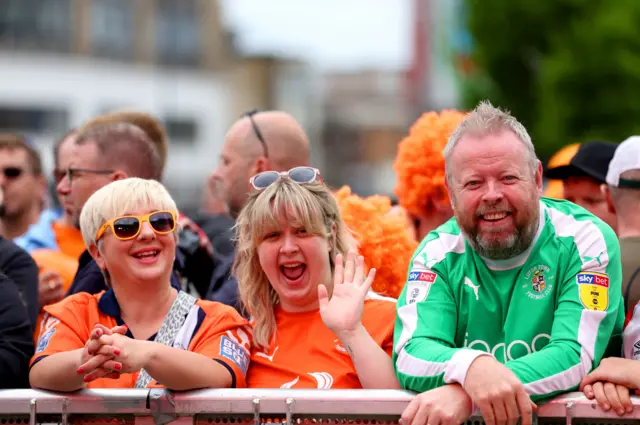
[246,297,396,389]
[31,290,252,388]
[52,221,86,259]
[30,249,80,343]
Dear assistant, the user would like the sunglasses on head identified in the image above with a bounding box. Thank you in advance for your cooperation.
[2,167,23,179]
[242,109,269,158]
[250,166,322,191]
[95,210,177,241]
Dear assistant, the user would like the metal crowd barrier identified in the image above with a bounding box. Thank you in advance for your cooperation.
[0,389,638,425]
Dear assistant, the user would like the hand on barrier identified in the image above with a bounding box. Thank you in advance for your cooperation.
[400,384,472,425]
[318,250,376,338]
[78,324,128,382]
[582,381,632,416]
[580,357,638,416]
[464,356,536,425]
[81,327,153,382]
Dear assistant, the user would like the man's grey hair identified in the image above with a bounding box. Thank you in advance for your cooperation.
[444,100,538,183]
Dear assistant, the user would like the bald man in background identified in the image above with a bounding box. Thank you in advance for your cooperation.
[203,110,311,309]
[213,110,310,218]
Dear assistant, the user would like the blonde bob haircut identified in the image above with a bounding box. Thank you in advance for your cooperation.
[79,177,179,251]
[234,178,356,349]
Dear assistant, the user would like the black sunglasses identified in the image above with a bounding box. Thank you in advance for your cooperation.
[250,166,321,191]
[242,109,269,158]
[1,167,23,179]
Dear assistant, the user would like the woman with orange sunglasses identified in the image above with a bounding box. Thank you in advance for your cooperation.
[29,178,252,391]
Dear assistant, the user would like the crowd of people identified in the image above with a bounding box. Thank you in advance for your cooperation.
[0,99,639,425]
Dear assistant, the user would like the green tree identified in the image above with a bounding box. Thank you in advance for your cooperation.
[463,0,640,160]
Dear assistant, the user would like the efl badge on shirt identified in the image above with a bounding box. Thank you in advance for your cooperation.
[576,272,609,311]
[220,336,249,374]
[406,270,437,304]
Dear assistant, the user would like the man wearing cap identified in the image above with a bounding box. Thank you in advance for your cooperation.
[545,141,618,232]
[602,136,640,311]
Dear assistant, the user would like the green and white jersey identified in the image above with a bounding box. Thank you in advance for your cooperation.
[393,197,623,401]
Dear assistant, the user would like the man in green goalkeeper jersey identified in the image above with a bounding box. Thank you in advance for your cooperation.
[394,101,623,425]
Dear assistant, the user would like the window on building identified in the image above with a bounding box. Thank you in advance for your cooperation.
[156,0,201,67]
[163,116,198,145]
[0,0,73,52]
[91,0,134,59]
[0,106,68,134]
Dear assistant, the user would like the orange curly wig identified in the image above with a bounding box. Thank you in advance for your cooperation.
[394,110,467,217]
[334,186,418,299]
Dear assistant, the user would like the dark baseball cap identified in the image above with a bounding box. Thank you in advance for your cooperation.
[545,141,618,183]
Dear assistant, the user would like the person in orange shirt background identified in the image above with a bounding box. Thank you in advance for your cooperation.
[542,143,580,199]
[234,167,400,389]
[30,178,251,391]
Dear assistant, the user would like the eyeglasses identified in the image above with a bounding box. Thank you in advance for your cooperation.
[250,166,322,191]
[65,167,114,184]
[1,167,23,179]
[95,210,177,241]
[242,109,269,158]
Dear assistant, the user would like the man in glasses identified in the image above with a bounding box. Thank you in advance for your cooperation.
[57,122,164,296]
[204,110,311,308]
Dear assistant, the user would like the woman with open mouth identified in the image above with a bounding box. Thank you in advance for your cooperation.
[234,166,400,389]
[29,178,252,391]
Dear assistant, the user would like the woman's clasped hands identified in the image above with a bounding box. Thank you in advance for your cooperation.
[77,324,150,383]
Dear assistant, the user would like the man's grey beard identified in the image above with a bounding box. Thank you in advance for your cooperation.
[466,214,539,260]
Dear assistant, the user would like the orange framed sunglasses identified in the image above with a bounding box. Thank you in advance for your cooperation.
[95,210,177,241]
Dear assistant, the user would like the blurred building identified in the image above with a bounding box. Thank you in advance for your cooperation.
[407,0,467,114]
[0,0,323,210]
[322,70,410,197]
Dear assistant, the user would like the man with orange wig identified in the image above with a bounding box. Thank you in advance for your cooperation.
[394,110,467,240]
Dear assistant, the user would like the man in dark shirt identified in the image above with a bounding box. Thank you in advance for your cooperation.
[0,236,38,328]
[0,273,34,388]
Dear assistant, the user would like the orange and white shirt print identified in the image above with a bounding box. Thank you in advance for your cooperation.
[31,290,252,388]
[246,296,396,389]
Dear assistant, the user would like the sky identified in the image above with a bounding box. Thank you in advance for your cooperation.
[219,0,413,71]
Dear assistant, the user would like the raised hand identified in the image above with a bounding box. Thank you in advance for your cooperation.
[318,249,376,337]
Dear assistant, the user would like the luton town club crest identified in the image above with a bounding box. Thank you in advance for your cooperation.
[523,264,553,300]
[531,269,546,293]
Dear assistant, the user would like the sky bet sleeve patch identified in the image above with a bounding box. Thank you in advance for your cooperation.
[576,272,609,311]
[220,335,249,374]
[406,270,437,305]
